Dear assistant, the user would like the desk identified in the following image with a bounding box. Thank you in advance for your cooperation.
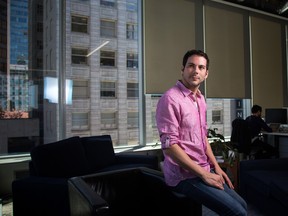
[262,132,288,158]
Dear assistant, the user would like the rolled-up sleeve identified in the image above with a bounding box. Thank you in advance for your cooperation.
[156,94,180,149]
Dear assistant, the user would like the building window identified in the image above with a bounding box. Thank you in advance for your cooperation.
[73,80,89,99]
[127,83,138,98]
[128,112,138,128]
[100,50,116,67]
[100,20,116,37]
[212,110,223,124]
[72,48,88,65]
[126,0,137,11]
[72,112,89,130]
[101,112,117,129]
[101,81,116,98]
[71,15,88,33]
[126,23,137,40]
[127,53,138,69]
[100,0,116,7]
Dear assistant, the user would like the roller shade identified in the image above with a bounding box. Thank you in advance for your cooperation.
[205,3,249,99]
[250,15,284,109]
[144,0,196,94]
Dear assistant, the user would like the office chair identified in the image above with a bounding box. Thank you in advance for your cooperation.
[230,118,253,160]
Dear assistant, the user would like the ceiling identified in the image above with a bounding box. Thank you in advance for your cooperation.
[222,0,288,19]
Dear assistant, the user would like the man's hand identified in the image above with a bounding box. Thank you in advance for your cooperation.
[201,167,234,190]
[201,171,225,190]
[214,166,234,189]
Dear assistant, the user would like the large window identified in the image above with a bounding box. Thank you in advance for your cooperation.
[101,112,117,129]
[72,48,88,65]
[127,83,138,98]
[1,0,286,157]
[128,112,139,128]
[100,20,116,38]
[100,82,116,98]
[72,112,89,130]
[100,0,116,8]
[126,0,137,11]
[127,23,137,40]
[100,50,116,67]
[73,80,89,99]
[71,15,88,33]
[127,53,138,69]
[212,110,223,124]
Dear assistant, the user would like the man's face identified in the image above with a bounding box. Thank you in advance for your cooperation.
[181,55,208,92]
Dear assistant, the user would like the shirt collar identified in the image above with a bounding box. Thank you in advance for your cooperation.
[176,80,202,98]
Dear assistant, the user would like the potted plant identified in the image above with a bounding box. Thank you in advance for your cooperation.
[208,128,238,166]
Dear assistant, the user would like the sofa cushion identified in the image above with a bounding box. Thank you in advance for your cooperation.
[270,179,288,208]
[81,135,116,172]
[244,170,288,197]
[30,136,90,178]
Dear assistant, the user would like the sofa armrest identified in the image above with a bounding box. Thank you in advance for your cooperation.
[12,176,70,216]
[68,167,202,216]
[115,153,159,170]
[68,177,109,216]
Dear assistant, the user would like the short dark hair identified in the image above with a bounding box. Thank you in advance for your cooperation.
[251,104,262,113]
[182,49,210,69]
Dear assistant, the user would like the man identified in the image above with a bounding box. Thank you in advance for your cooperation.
[245,104,277,158]
[156,49,247,215]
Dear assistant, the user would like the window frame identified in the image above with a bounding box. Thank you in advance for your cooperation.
[127,82,139,98]
[100,19,117,38]
[126,0,138,12]
[71,47,88,65]
[71,15,89,33]
[100,0,116,8]
[127,52,138,69]
[127,111,139,128]
[100,50,116,67]
[72,112,90,131]
[72,80,89,99]
[126,23,138,40]
[101,112,117,129]
[212,109,223,124]
[100,81,116,98]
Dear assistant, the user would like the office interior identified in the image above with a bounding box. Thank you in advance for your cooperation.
[0,0,288,208]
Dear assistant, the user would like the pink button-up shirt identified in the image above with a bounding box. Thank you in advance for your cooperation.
[156,81,211,186]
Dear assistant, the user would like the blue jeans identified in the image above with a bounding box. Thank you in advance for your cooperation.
[171,170,247,216]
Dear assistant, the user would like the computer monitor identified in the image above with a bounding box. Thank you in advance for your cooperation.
[265,108,287,124]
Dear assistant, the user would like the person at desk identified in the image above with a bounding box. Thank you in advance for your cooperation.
[245,104,277,159]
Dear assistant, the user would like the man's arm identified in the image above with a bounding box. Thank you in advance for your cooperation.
[260,118,272,132]
[205,137,234,189]
[164,144,226,190]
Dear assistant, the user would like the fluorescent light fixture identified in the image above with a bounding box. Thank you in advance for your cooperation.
[86,41,110,57]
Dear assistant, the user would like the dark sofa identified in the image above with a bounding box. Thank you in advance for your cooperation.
[68,167,202,216]
[12,135,159,216]
[239,158,288,215]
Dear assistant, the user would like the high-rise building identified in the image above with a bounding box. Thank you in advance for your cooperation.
[43,0,147,145]
[8,0,29,111]
[0,0,8,109]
